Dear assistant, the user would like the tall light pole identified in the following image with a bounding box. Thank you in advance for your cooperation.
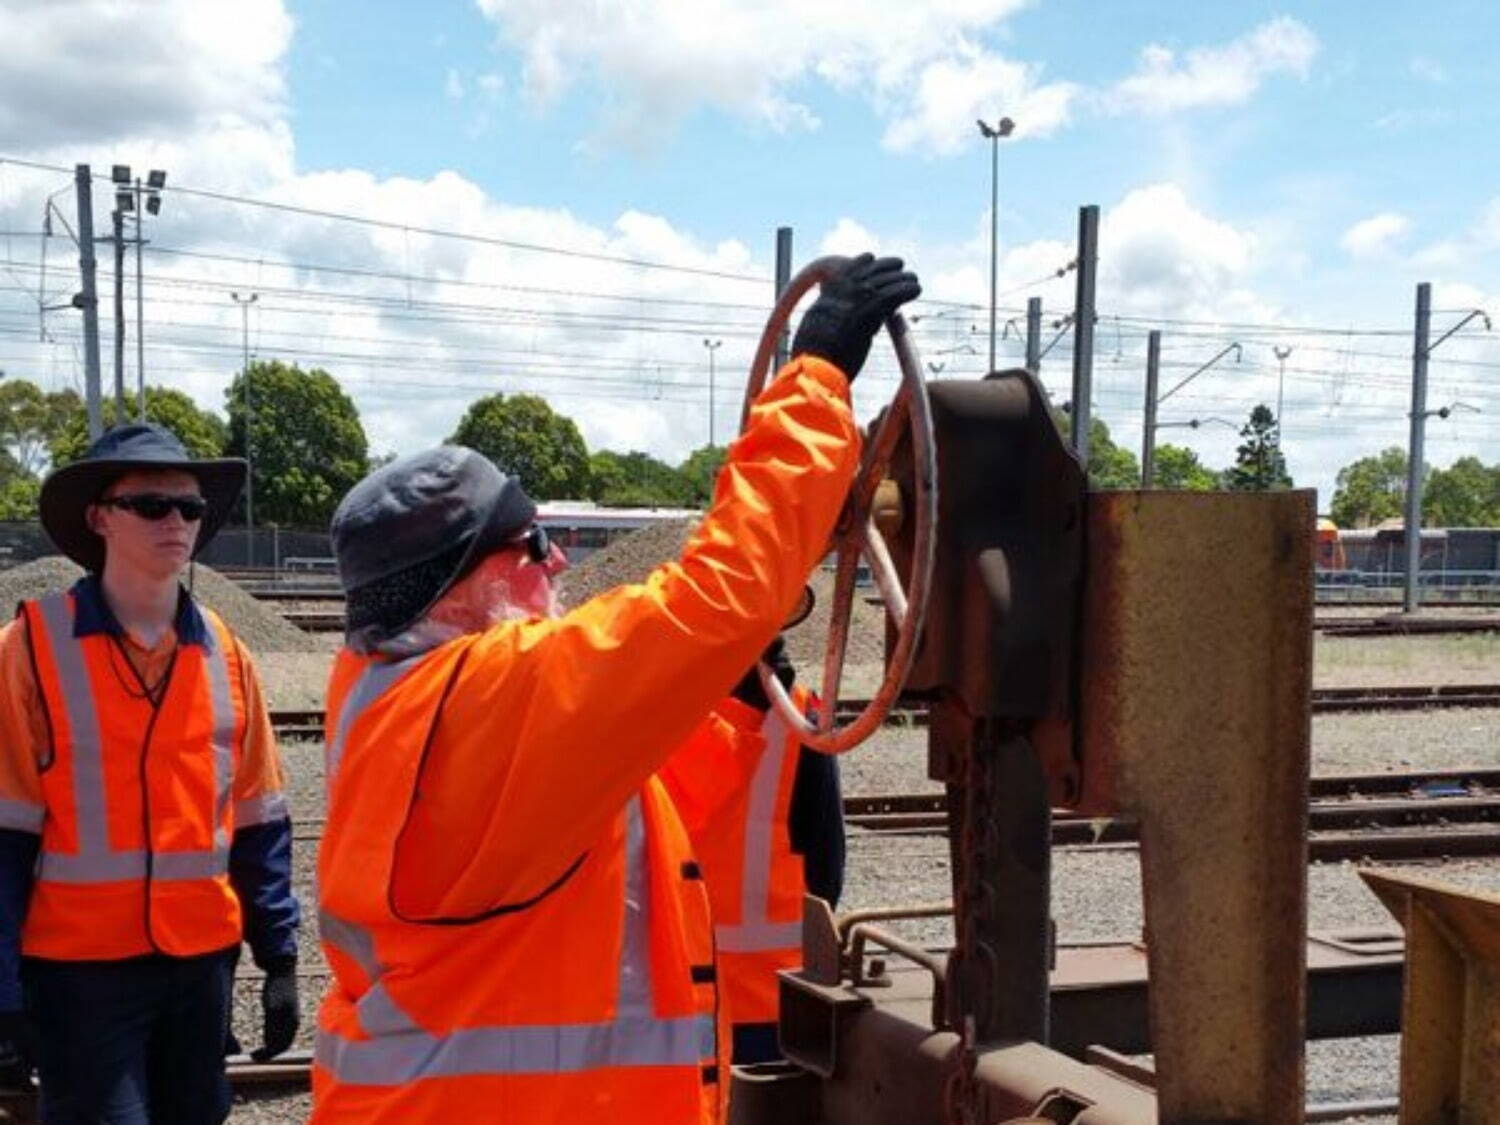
[232,292,258,566]
[703,338,722,448]
[109,165,130,419]
[132,169,165,420]
[977,116,1015,373]
[1273,345,1292,447]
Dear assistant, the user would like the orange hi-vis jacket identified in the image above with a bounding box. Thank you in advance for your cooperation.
[15,592,266,960]
[312,356,860,1123]
[662,689,816,1029]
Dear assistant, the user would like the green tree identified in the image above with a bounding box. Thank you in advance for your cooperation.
[449,393,590,500]
[1423,456,1500,527]
[587,450,692,507]
[1330,447,1408,528]
[1049,407,1140,489]
[1154,443,1219,490]
[225,361,368,528]
[50,386,226,466]
[677,445,727,507]
[0,380,80,475]
[1223,405,1293,491]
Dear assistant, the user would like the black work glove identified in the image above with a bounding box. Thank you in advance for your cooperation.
[732,636,795,713]
[0,1009,35,1090]
[252,958,300,1062]
[791,253,922,381]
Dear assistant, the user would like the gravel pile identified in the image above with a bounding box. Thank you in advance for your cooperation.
[557,519,889,671]
[0,557,317,654]
[557,519,697,608]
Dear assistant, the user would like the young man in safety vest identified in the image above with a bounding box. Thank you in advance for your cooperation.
[314,253,919,1122]
[659,636,846,1065]
[0,423,301,1123]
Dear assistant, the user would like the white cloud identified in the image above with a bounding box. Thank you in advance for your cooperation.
[0,0,291,149]
[1340,213,1411,258]
[474,2,1317,155]
[445,68,465,100]
[1106,16,1318,115]
[819,219,881,256]
[882,51,1078,155]
[1410,56,1448,83]
[477,72,504,98]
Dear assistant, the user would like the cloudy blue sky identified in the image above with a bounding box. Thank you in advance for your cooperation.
[2,0,1499,507]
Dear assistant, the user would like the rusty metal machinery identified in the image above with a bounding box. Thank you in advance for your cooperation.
[731,348,1324,1122]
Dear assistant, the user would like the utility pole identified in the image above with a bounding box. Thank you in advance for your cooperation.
[1141,329,1161,488]
[1403,283,1431,615]
[703,338,722,448]
[111,206,126,418]
[1273,346,1292,447]
[977,117,1015,373]
[232,292,258,566]
[73,165,103,440]
[1024,297,1041,375]
[1070,205,1099,464]
[774,227,793,371]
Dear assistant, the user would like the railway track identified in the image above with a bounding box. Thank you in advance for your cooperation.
[278,606,1500,638]
[266,682,1500,741]
[842,766,1500,861]
[283,767,1500,862]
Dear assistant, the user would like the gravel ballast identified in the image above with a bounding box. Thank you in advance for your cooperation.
[0,556,317,653]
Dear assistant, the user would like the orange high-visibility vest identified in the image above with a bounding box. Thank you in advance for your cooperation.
[665,691,813,1028]
[18,592,252,960]
[313,354,859,1122]
[314,643,726,1123]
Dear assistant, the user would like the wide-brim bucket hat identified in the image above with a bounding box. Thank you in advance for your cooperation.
[331,445,537,647]
[39,422,247,572]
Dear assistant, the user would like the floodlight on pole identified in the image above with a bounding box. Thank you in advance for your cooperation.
[976,114,1015,374]
[111,165,131,185]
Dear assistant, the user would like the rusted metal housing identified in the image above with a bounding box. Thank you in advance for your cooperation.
[753,374,1317,1123]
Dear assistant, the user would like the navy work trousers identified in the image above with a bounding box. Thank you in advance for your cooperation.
[24,950,234,1125]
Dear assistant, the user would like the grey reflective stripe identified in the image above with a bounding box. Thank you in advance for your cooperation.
[233,792,289,828]
[36,595,108,856]
[714,919,802,953]
[201,624,237,850]
[325,655,426,791]
[713,709,799,955]
[617,798,651,1015]
[38,846,228,883]
[31,594,232,887]
[316,1011,716,1085]
[0,797,43,834]
[316,796,717,1084]
[319,908,384,979]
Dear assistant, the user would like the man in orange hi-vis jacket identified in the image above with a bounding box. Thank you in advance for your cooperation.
[660,640,845,1066]
[0,423,300,1124]
[313,253,919,1123]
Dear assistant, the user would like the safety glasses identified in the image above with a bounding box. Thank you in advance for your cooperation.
[100,493,208,522]
[519,524,551,565]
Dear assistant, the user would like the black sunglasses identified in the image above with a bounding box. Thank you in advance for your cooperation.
[519,524,551,564]
[100,493,208,522]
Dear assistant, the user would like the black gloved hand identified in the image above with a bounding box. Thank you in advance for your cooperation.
[0,1009,35,1090]
[732,636,796,712]
[252,959,300,1062]
[791,253,922,381]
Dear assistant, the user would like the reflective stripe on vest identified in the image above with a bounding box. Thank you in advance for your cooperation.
[31,593,234,883]
[712,708,802,954]
[324,653,427,788]
[316,797,716,1084]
